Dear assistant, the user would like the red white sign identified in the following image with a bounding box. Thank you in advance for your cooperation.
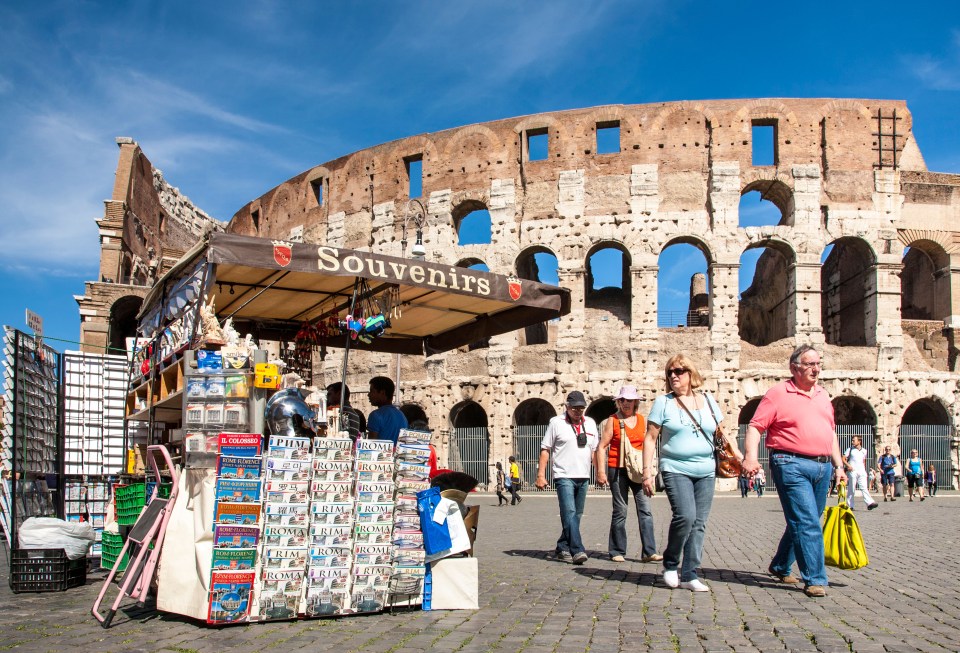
[273,241,292,267]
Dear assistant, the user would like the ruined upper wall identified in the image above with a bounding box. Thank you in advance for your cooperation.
[225,98,960,242]
[109,139,223,281]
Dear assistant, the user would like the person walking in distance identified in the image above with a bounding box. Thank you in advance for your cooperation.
[536,391,599,565]
[495,462,509,507]
[742,345,847,598]
[595,385,660,564]
[878,446,899,502]
[508,456,522,504]
[905,449,926,502]
[843,436,878,511]
[926,464,937,497]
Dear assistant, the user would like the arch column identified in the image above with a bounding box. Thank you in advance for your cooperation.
[629,262,659,374]
[708,261,740,371]
[874,257,904,370]
[792,259,825,346]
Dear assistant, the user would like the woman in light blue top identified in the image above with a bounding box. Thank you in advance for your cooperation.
[641,353,743,592]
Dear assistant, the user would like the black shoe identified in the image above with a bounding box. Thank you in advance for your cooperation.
[868,503,878,510]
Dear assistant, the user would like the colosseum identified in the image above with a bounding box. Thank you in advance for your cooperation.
[78,98,960,489]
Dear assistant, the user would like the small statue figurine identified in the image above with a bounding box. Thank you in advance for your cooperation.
[199,296,226,345]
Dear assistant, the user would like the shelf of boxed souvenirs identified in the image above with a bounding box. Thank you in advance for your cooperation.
[126,356,254,424]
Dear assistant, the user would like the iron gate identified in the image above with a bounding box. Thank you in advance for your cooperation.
[447,427,490,486]
[899,424,954,490]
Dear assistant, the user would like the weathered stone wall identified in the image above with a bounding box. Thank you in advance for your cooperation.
[77,138,223,354]
[85,99,960,487]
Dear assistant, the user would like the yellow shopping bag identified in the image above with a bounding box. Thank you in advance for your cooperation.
[822,483,869,569]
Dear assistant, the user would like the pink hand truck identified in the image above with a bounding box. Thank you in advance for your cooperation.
[92,445,179,628]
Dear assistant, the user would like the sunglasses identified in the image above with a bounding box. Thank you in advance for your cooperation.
[667,368,688,377]
[616,397,637,403]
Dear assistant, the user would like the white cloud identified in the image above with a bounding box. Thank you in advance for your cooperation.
[902,29,960,91]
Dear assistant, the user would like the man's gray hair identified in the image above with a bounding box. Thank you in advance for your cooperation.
[789,344,819,367]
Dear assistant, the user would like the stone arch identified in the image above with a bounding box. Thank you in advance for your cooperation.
[585,240,631,324]
[740,176,795,224]
[455,257,488,270]
[108,295,143,355]
[821,236,877,346]
[451,198,490,239]
[651,106,712,173]
[901,398,951,426]
[516,246,560,345]
[513,114,571,161]
[832,394,877,426]
[648,101,720,135]
[658,236,712,328]
[576,106,629,143]
[586,396,616,427]
[265,185,297,234]
[900,238,952,322]
[513,398,556,427]
[441,124,505,164]
[738,397,763,425]
[738,238,798,346]
[400,403,429,428]
[448,399,490,484]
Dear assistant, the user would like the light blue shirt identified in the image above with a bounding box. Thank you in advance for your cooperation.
[647,393,722,478]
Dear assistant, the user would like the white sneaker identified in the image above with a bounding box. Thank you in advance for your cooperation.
[663,569,679,588]
[679,579,710,592]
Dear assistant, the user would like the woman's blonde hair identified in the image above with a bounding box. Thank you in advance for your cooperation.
[663,353,704,393]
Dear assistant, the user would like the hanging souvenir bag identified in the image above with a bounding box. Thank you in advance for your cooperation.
[617,419,645,484]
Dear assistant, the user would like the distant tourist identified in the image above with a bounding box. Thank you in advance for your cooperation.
[843,435,878,511]
[926,464,938,497]
[878,446,899,502]
[508,456,522,505]
[495,462,509,506]
[905,449,926,502]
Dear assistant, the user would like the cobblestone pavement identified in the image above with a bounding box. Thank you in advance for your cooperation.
[0,492,958,652]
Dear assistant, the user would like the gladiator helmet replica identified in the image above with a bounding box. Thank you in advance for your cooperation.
[265,388,317,437]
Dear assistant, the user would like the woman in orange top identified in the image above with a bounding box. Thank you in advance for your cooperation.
[596,385,661,563]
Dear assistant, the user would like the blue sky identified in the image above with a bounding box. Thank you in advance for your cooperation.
[0,1,957,349]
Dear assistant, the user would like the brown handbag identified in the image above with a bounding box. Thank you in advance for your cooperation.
[675,393,742,479]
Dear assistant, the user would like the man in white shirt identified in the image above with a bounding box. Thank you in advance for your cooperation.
[843,435,878,511]
[536,391,599,565]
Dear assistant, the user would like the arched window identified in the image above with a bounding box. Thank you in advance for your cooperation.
[108,295,143,355]
[901,240,950,322]
[739,180,794,227]
[658,242,709,328]
[453,201,491,245]
[512,399,557,486]
[821,238,875,346]
[448,401,489,484]
[738,242,795,345]
[516,247,559,345]
[900,398,953,490]
[585,243,631,325]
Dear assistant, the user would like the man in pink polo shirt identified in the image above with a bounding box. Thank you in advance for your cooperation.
[742,345,847,598]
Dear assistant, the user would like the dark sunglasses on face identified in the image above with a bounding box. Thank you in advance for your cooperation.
[667,368,688,377]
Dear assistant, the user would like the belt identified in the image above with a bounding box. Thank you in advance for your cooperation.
[770,449,831,463]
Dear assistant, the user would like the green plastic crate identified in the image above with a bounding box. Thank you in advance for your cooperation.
[100,532,129,573]
[114,483,146,526]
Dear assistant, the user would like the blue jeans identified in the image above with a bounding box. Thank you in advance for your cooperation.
[607,466,657,557]
[555,477,589,555]
[769,452,831,586]
[661,471,714,582]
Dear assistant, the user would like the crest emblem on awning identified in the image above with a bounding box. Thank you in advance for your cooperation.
[507,274,522,301]
[273,241,293,267]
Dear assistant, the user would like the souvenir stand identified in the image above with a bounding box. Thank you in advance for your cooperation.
[125,231,570,624]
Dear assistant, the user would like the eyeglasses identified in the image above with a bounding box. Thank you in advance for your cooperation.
[667,368,688,377]
[616,398,636,403]
[795,361,823,369]
[567,406,585,411]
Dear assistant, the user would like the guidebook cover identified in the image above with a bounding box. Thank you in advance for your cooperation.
[211,548,257,571]
[215,478,262,504]
[214,501,262,526]
[217,455,263,479]
[218,433,263,457]
[207,571,255,624]
[213,524,261,548]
